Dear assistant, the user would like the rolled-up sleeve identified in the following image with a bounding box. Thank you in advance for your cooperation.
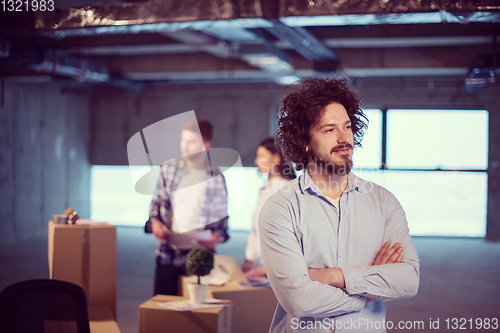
[259,195,366,318]
[341,190,420,301]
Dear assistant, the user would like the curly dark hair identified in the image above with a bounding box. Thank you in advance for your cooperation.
[275,78,368,171]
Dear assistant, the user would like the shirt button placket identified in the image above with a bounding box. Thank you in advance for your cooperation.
[337,207,343,266]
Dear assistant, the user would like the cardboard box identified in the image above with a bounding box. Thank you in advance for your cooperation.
[211,286,277,333]
[181,255,278,333]
[48,220,117,319]
[139,295,232,333]
[88,306,121,333]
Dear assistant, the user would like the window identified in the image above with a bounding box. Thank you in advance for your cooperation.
[90,109,489,237]
[355,109,488,237]
[90,165,266,230]
[91,166,152,226]
[356,170,487,236]
[353,109,382,170]
[387,110,488,170]
[219,167,266,230]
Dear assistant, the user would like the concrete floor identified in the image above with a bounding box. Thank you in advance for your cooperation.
[1,227,499,333]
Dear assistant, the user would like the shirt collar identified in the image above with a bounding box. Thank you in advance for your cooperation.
[299,168,362,195]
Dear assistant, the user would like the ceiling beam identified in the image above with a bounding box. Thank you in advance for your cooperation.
[319,36,500,49]
[76,44,476,75]
[61,35,499,57]
[124,67,477,83]
[65,44,196,56]
[239,42,293,73]
[262,20,340,73]
[160,29,295,78]
[0,38,145,89]
[159,30,233,59]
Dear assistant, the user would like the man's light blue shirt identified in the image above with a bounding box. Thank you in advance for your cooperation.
[259,171,420,333]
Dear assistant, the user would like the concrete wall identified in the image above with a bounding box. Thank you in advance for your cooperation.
[91,85,285,167]
[90,79,500,240]
[0,79,92,245]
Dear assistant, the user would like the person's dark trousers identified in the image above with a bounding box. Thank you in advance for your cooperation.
[154,257,185,296]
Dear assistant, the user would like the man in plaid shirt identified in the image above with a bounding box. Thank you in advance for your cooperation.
[148,119,229,296]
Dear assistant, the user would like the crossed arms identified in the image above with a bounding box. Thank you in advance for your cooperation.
[258,192,420,319]
[308,241,405,304]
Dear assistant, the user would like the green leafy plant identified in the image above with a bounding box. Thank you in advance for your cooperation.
[186,248,214,284]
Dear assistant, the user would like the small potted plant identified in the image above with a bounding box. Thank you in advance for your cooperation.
[185,248,214,304]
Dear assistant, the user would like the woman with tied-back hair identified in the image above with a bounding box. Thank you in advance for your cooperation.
[241,137,296,278]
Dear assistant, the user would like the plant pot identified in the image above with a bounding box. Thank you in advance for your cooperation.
[187,282,209,304]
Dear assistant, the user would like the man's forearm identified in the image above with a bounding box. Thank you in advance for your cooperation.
[341,261,419,301]
[308,242,404,289]
[308,267,346,288]
[341,241,420,301]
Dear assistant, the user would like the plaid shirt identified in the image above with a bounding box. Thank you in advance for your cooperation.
[149,158,229,265]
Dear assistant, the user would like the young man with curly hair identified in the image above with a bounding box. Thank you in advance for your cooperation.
[259,78,420,332]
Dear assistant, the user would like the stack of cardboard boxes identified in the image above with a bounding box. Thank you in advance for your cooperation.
[181,255,278,333]
[48,220,120,333]
[49,220,278,333]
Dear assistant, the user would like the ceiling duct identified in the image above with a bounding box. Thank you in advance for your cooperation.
[13,0,500,86]
[35,0,273,36]
[35,0,500,37]
[280,0,500,26]
[0,40,145,90]
[262,20,339,73]
[30,49,146,89]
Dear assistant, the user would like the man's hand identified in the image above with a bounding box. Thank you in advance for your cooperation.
[308,267,345,288]
[241,259,254,272]
[151,219,171,240]
[198,231,223,250]
[372,241,403,266]
[245,265,267,278]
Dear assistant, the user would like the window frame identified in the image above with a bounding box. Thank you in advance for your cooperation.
[381,106,489,173]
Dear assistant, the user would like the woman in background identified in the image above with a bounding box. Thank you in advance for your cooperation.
[242,137,296,277]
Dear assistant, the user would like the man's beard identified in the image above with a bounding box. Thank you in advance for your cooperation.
[309,144,353,176]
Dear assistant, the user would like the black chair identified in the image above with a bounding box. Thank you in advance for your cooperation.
[0,279,90,333]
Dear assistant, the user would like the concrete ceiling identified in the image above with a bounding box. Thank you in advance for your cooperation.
[1,0,500,88]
